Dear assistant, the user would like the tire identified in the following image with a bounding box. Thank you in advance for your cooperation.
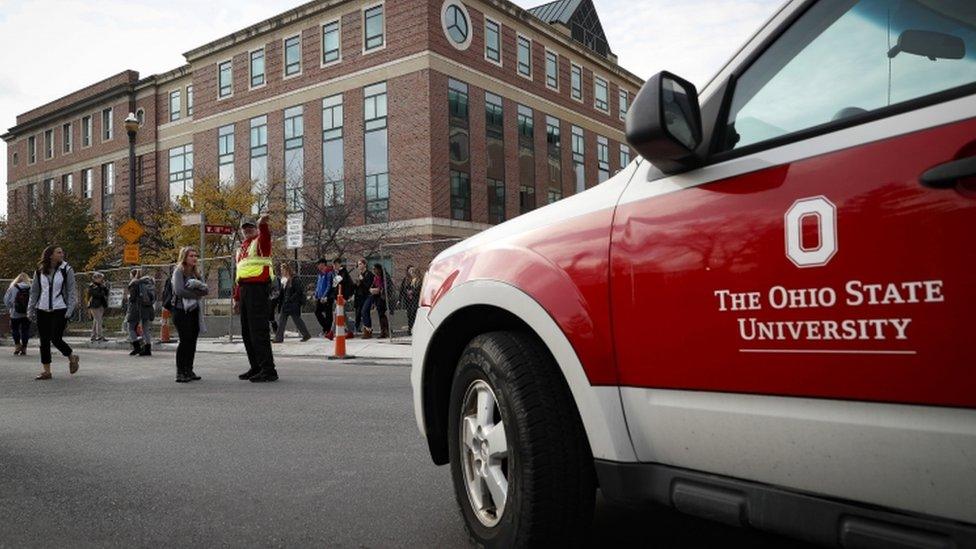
[447,331,596,548]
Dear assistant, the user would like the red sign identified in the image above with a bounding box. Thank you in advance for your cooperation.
[205,225,234,235]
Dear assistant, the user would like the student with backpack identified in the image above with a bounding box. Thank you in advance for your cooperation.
[87,272,109,342]
[272,262,312,343]
[126,268,156,356]
[27,246,80,380]
[4,273,32,356]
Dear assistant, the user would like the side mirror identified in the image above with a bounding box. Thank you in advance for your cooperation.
[888,29,965,61]
[626,71,703,174]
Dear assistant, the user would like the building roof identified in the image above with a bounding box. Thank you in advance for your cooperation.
[528,0,582,25]
[528,0,612,57]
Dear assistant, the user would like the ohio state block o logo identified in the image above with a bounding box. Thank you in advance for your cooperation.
[784,196,837,268]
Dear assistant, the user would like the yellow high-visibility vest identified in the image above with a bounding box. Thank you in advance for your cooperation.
[236,237,275,282]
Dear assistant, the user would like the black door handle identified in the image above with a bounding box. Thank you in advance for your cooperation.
[919,156,976,189]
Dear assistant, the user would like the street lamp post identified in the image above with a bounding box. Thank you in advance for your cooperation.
[124,113,139,220]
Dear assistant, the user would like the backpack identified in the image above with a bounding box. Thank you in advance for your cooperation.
[14,286,29,314]
[162,277,174,312]
[140,281,155,307]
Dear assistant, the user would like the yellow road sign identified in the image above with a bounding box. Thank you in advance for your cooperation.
[117,219,145,244]
[123,244,140,265]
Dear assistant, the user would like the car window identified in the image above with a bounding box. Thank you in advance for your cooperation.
[720,0,976,152]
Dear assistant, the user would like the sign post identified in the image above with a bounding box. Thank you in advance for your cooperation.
[181,212,206,279]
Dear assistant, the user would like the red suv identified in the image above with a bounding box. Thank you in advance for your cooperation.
[412,0,976,546]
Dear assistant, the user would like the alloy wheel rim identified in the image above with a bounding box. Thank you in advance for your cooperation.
[459,379,509,527]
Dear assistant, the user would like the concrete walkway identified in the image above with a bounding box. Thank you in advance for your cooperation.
[3,334,412,361]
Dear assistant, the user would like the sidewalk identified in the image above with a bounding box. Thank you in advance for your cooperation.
[3,335,412,361]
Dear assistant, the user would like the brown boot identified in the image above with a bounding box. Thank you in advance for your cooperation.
[379,316,390,339]
[362,327,373,339]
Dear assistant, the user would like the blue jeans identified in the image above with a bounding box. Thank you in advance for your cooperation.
[360,295,375,329]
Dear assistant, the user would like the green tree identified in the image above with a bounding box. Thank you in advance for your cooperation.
[0,193,98,278]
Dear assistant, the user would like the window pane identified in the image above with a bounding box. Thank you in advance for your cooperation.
[365,6,384,50]
[219,61,233,97]
[365,128,388,175]
[546,51,558,88]
[486,20,500,62]
[518,36,531,75]
[285,36,301,75]
[323,22,340,63]
[251,50,265,86]
[724,0,976,151]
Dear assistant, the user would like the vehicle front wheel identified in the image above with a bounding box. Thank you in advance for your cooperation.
[447,331,596,547]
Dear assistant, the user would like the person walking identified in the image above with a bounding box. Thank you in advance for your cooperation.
[4,273,32,355]
[268,266,282,337]
[397,266,423,336]
[325,258,354,340]
[353,258,374,336]
[312,259,335,338]
[27,246,80,380]
[234,214,278,383]
[361,263,390,339]
[88,272,109,342]
[273,263,312,343]
[171,246,209,383]
[126,269,156,357]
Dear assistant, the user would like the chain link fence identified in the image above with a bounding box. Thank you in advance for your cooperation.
[0,237,462,343]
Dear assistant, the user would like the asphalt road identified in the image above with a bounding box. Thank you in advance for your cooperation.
[0,347,813,548]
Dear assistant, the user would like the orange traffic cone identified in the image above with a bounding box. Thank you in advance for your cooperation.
[328,288,356,360]
[160,308,172,343]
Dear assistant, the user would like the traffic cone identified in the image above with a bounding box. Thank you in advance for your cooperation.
[160,308,172,343]
[328,288,356,360]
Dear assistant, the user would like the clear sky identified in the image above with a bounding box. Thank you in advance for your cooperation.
[0,0,785,218]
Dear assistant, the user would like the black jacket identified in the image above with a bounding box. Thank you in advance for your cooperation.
[329,267,354,299]
[88,282,109,309]
[354,270,374,300]
[280,278,306,314]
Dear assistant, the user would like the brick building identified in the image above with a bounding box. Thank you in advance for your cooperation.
[3,0,642,274]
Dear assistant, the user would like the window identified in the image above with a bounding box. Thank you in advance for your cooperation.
[219,61,233,98]
[517,104,534,214]
[517,35,532,77]
[618,89,629,120]
[251,49,266,87]
[82,168,93,199]
[364,4,385,52]
[322,94,344,207]
[597,135,609,183]
[11,152,17,166]
[218,124,235,186]
[284,105,305,212]
[250,116,268,200]
[62,123,72,154]
[44,178,55,203]
[546,115,561,198]
[442,1,471,49]
[101,162,115,212]
[322,20,340,65]
[488,179,505,225]
[44,129,53,159]
[28,136,35,164]
[284,35,302,77]
[364,82,389,223]
[170,89,181,122]
[485,18,501,64]
[81,115,92,147]
[136,109,145,126]
[486,92,505,224]
[168,145,193,203]
[186,85,193,116]
[571,63,583,101]
[594,76,609,112]
[449,79,470,221]
[545,50,558,89]
[102,108,113,140]
[61,173,73,194]
[572,125,584,193]
[619,144,631,170]
[548,188,562,204]
[722,0,976,152]
[28,184,37,213]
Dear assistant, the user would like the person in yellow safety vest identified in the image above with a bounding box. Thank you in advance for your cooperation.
[233,214,278,382]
